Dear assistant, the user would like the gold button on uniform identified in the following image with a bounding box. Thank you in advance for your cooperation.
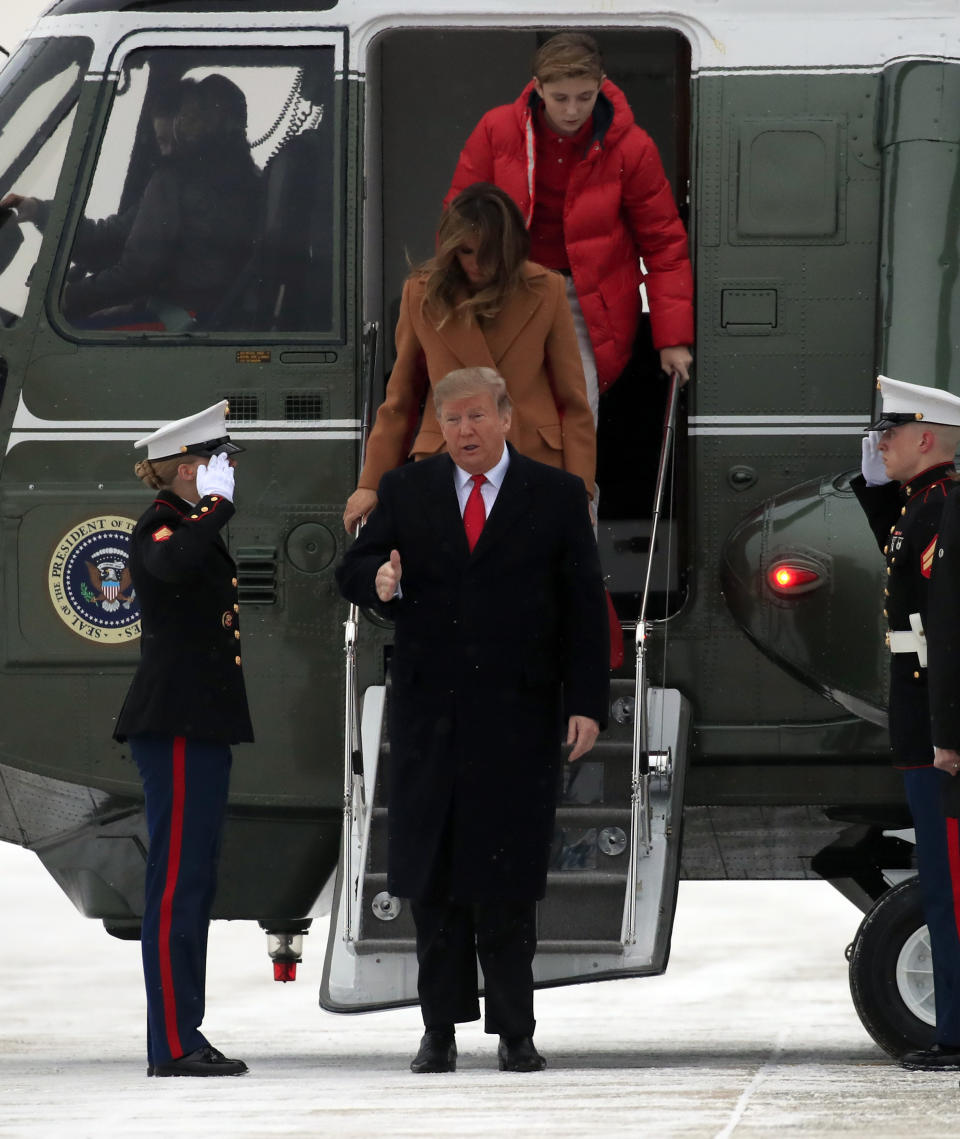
[235,655,241,666]
[234,630,240,640]
[201,506,209,513]
[234,603,239,613]
[190,514,199,520]
[883,545,888,554]
[211,496,220,502]
[232,577,238,587]
[914,671,921,679]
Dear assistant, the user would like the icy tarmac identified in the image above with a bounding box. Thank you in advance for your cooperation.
[1,842,957,1138]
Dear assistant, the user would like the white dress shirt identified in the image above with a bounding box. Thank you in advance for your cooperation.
[389,447,511,599]
[453,445,511,518]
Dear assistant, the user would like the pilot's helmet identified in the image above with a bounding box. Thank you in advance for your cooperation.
[134,399,244,462]
[870,375,960,431]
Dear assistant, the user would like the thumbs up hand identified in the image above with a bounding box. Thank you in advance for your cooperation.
[375,548,402,602]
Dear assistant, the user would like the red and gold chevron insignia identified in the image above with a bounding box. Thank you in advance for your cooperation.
[921,535,938,578]
[151,526,173,543]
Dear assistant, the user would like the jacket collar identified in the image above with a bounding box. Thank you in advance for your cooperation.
[520,77,628,150]
[430,264,549,368]
[466,443,531,562]
[430,444,531,563]
[153,488,193,515]
[900,461,956,501]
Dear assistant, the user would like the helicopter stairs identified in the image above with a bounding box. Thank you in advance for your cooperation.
[320,672,690,1011]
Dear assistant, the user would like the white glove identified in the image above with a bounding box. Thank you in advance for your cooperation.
[195,451,235,502]
[861,432,890,487]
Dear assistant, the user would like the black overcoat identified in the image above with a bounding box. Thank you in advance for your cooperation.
[852,463,954,766]
[335,447,609,903]
[114,489,254,745]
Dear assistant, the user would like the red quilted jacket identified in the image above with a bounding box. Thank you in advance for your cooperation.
[445,80,694,391]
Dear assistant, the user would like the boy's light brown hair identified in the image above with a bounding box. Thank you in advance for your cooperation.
[532,32,604,85]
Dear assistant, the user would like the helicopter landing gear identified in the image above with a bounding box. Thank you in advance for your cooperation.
[848,878,935,1057]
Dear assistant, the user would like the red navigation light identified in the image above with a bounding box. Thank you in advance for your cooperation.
[273,961,298,982]
[767,562,822,594]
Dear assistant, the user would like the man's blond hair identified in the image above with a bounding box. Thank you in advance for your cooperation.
[433,367,512,417]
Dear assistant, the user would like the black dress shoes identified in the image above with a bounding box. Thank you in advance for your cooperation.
[497,1035,546,1072]
[900,1043,960,1071]
[410,1029,457,1073]
[150,1045,249,1077]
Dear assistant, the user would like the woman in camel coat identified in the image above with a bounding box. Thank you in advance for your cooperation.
[343,183,595,529]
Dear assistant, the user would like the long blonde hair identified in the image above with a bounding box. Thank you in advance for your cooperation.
[422,183,530,328]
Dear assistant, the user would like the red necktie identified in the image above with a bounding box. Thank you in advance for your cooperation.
[463,473,487,551]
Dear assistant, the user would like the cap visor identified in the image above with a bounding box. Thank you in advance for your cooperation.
[867,412,917,432]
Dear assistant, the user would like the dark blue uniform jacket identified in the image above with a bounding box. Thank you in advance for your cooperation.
[114,488,253,745]
[852,462,954,767]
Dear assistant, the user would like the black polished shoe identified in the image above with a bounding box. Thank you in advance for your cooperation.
[151,1046,248,1077]
[497,1035,546,1072]
[900,1043,960,1071]
[410,1030,457,1074]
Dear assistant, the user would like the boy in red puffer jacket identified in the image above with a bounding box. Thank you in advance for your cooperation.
[445,31,694,423]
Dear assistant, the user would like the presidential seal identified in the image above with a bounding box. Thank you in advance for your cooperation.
[48,516,141,643]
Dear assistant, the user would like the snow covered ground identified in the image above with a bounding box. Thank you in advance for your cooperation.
[2,841,958,1138]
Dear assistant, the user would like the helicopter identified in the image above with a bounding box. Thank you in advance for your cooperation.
[0,0,953,1059]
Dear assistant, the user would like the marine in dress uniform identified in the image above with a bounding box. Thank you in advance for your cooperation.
[852,375,960,1071]
[336,368,609,1075]
[113,400,253,1078]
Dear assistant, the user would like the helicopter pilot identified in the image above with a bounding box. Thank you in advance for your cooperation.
[113,399,252,1077]
[853,374,960,1072]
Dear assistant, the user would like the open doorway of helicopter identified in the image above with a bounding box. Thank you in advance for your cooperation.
[368,26,691,623]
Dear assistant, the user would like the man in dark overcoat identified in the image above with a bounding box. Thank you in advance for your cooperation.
[336,366,609,1074]
[852,374,960,1070]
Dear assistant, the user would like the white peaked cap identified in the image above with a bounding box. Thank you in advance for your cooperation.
[134,399,243,461]
[870,375,960,430]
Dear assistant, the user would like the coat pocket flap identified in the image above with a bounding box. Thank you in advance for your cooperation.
[536,424,563,452]
[411,429,445,458]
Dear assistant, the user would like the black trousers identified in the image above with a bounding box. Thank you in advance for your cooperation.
[411,898,538,1038]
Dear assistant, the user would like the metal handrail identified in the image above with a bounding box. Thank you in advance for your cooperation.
[341,320,379,943]
[625,372,681,944]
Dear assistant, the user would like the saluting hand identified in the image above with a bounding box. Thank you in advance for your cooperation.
[861,431,890,487]
[375,548,402,602]
[565,715,600,763]
[196,452,235,502]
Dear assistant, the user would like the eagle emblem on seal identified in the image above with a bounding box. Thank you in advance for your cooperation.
[85,559,136,613]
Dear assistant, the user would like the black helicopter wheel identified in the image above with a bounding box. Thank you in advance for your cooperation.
[848,877,936,1057]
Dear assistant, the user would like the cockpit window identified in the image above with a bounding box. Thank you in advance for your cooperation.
[0,37,91,327]
[60,45,339,337]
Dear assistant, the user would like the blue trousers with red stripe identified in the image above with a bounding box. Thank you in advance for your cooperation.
[132,734,232,1065]
[902,765,960,1046]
